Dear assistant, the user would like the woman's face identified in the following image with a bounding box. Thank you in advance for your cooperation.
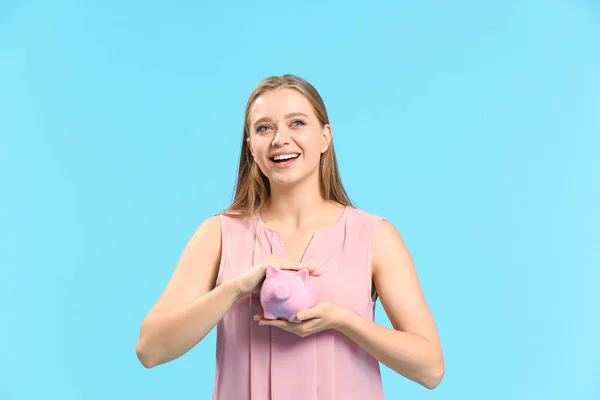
[247,88,331,188]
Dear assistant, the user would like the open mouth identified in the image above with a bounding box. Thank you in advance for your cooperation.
[270,153,300,166]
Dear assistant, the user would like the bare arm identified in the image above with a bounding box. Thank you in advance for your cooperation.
[135,215,241,368]
[135,215,318,369]
[335,220,444,389]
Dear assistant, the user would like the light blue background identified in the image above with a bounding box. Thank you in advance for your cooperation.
[1,1,599,399]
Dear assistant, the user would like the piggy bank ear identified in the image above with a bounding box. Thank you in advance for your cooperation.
[296,268,309,284]
[266,265,281,278]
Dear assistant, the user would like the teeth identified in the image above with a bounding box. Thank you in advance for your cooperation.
[273,153,299,161]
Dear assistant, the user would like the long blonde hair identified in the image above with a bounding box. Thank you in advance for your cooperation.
[222,74,352,217]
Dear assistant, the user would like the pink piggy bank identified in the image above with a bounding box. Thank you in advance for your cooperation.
[260,265,317,322]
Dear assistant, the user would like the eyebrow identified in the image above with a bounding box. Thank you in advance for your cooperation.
[252,112,309,126]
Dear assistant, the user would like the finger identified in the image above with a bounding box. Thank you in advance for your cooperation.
[279,263,314,271]
[296,303,327,321]
[260,318,318,337]
[254,314,297,325]
[296,309,318,321]
[258,319,293,330]
[279,264,321,276]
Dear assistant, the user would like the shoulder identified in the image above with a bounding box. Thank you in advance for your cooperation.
[186,214,222,249]
[346,207,408,264]
[372,219,403,250]
[204,214,222,229]
[346,206,397,232]
[346,207,388,242]
[370,217,412,275]
[345,205,386,228]
[216,212,255,227]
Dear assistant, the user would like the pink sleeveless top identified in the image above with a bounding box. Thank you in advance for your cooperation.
[213,206,386,400]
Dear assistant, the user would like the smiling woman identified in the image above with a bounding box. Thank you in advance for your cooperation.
[135,74,444,400]
[242,88,334,199]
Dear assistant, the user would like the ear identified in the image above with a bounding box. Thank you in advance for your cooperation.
[320,124,332,153]
[266,265,281,278]
[296,268,309,284]
[246,137,255,157]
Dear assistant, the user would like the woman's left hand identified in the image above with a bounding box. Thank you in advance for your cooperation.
[253,302,344,337]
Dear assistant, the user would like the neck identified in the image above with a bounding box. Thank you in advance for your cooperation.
[263,174,328,228]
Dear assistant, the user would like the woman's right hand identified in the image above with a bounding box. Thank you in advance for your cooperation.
[232,255,321,297]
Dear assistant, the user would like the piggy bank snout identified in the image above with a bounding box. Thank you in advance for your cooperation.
[273,285,291,301]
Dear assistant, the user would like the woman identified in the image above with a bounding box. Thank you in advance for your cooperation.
[135,74,445,399]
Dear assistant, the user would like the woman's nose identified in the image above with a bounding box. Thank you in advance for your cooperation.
[272,128,291,146]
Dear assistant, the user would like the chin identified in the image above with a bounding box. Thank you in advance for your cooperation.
[268,174,304,187]
[270,169,321,190]
[260,159,319,188]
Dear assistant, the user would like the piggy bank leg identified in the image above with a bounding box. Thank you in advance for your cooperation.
[287,315,301,323]
[263,311,277,320]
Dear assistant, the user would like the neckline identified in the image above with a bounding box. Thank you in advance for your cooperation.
[256,204,350,237]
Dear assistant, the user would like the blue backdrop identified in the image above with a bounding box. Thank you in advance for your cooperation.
[1,1,599,399]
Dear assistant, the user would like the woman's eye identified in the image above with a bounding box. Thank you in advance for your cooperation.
[256,125,271,133]
[291,120,305,127]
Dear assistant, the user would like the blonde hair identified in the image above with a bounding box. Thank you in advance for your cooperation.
[222,74,352,217]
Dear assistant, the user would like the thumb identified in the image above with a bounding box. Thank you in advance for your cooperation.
[296,304,323,321]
